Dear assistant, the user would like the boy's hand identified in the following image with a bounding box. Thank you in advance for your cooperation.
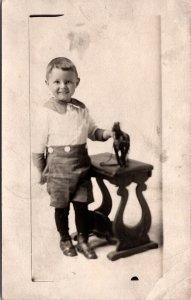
[35,170,46,185]
[39,172,47,185]
[102,130,113,140]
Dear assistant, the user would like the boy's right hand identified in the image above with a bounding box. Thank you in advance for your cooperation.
[30,166,47,199]
[33,169,46,185]
[38,171,47,185]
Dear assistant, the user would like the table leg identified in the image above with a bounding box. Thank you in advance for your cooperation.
[95,177,112,216]
[107,182,158,261]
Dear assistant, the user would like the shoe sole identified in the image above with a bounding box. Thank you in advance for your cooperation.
[63,251,77,257]
[76,245,98,259]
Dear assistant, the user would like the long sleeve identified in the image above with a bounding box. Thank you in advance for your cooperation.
[32,153,46,172]
[87,113,99,141]
[31,107,49,153]
[31,107,48,171]
[87,111,109,141]
[94,128,106,141]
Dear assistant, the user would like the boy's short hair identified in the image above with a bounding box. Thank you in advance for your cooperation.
[46,57,78,80]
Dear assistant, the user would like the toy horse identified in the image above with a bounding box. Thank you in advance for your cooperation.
[112,122,130,167]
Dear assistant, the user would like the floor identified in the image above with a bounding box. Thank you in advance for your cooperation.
[31,179,162,300]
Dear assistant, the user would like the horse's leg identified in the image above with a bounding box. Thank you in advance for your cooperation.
[121,148,126,167]
[122,143,129,166]
[114,146,121,166]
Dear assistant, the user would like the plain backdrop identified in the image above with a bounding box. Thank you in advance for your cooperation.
[30,15,162,281]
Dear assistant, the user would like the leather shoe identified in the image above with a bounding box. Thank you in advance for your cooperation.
[77,234,97,259]
[60,240,77,257]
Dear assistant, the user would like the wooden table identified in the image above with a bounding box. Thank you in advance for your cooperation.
[90,153,158,261]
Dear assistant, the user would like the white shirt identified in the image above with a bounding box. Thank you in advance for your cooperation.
[31,98,98,153]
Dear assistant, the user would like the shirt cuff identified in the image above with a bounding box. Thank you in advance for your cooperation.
[94,128,106,141]
[32,153,46,172]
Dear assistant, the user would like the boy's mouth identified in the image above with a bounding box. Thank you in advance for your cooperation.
[58,91,69,95]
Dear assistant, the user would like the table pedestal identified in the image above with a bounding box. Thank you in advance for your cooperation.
[90,153,158,261]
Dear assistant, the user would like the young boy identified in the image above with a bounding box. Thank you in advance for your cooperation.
[32,57,112,259]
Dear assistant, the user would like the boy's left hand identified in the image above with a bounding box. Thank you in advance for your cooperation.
[103,130,113,140]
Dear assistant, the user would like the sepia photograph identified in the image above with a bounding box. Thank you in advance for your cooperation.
[2,1,191,299]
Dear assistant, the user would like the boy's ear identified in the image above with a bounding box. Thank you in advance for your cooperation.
[76,77,80,87]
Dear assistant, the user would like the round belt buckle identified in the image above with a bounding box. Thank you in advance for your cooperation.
[64,146,71,153]
[48,147,53,154]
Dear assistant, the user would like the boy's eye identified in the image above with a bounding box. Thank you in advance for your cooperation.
[54,80,60,84]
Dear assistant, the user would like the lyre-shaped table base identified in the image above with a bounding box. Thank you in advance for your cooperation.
[91,153,158,261]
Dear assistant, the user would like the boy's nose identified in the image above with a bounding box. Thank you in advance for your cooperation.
[60,82,66,88]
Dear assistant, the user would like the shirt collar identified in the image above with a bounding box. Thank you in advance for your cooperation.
[53,98,80,109]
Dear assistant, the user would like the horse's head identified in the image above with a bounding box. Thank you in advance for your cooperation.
[112,122,120,133]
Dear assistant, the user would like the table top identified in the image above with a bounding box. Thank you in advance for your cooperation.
[90,153,153,178]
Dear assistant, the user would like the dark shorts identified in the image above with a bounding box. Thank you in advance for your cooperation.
[43,144,94,208]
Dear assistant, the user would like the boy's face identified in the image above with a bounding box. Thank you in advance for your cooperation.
[46,68,80,102]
